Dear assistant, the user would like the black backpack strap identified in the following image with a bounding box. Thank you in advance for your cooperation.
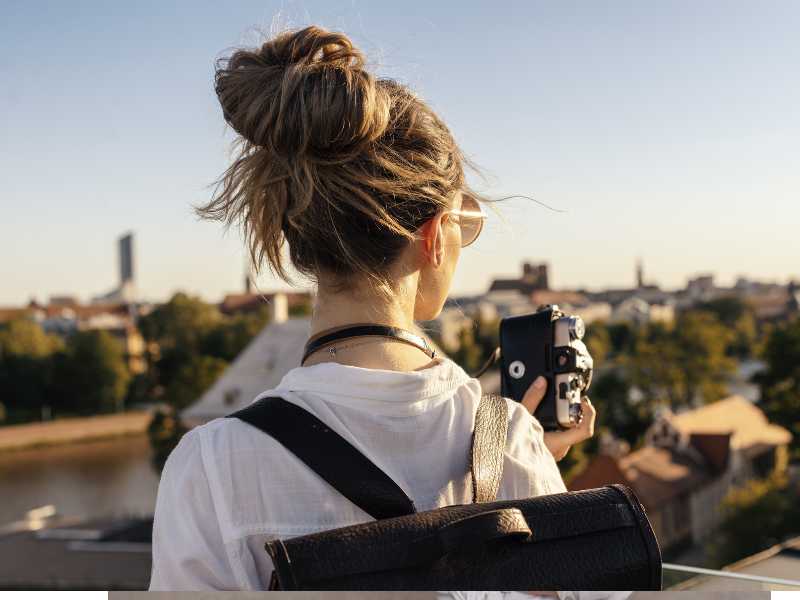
[226,397,417,519]
[470,393,509,503]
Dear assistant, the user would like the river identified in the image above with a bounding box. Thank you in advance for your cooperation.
[0,435,160,525]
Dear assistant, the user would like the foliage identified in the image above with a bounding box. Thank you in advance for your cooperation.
[449,311,500,376]
[163,354,229,411]
[451,326,482,375]
[0,318,63,357]
[0,319,63,422]
[0,294,272,425]
[584,322,611,365]
[138,292,222,352]
[606,322,636,356]
[201,305,272,361]
[138,293,269,410]
[591,370,652,446]
[695,296,758,358]
[756,316,800,461]
[626,311,735,409]
[289,301,312,317]
[707,473,800,567]
[50,330,131,416]
[147,406,189,474]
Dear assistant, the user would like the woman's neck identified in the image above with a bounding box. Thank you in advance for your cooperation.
[309,281,417,338]
[304,280,436,371]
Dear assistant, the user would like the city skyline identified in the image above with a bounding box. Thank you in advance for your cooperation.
[2,1,799,305]
[2,238,796,308]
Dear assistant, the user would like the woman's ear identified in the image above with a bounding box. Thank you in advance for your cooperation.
[422,214,445,268]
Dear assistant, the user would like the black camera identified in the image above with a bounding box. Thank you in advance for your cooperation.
[499,305,593,430]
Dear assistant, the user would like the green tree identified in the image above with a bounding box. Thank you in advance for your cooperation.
[163,354,228,411]
[451,326,482,375]
[757,316,800,461]
[591,370,652,446]
[0,319,63,422]
[695,296,758,358]
[289,300,312,317]
[201,305,271,362]
[607,322,636,356]
[147,406,189,473]
[708,473,800,567]
[138,293,222,389]
[584,321,611,365]
[50,330,131,416]
[138,292,222,351]
[627,311,735,409]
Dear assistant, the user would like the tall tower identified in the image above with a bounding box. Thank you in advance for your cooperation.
[636,258,644,289]
[119,233,134,287]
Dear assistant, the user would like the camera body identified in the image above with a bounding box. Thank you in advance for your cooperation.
[499,305,593,430]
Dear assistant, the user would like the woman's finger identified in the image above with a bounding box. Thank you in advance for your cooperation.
[521,376,547,415]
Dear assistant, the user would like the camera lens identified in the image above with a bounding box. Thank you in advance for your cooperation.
[567,316,585,340]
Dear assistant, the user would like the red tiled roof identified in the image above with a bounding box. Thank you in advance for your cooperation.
[570,446,711,509]
[669,396,792,452]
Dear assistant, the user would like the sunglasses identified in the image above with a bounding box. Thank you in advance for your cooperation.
[445,193,487,247]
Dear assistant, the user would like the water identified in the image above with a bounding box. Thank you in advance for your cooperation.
[0,435,160,525]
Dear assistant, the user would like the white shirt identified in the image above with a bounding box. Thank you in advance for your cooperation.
[149,357,567,591]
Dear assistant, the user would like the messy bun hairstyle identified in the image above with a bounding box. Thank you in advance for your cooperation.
[198,26,468,296]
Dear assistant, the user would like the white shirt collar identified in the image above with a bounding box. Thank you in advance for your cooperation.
[267,357,475,415]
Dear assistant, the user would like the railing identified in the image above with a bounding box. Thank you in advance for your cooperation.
[664,562,800,589]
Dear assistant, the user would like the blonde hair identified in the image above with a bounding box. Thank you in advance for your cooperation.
[198,25,470,297]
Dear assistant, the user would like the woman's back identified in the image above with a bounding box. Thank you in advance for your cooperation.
[149,358,566,590]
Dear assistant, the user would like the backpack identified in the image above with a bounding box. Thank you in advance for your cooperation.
[226,393,661,590]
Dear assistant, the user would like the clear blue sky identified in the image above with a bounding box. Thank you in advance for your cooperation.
[1,0,798,305]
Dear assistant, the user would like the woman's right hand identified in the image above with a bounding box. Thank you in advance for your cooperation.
[521,376,597,461]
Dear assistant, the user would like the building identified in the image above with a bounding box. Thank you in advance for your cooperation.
[610,296,675,325]
[686,274,717,302]
[570,396,791,552]
[92,232,136,304]
[488,261,549,294]
[218,290,312,316]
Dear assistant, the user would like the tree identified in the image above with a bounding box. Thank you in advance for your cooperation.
[708,473,800,567]
[201,305,271,362]
[50,330,131,416]
[147,406,189,473]
[606,322,636,356]
[591,370,652,446]
[584,321,611,365]
[695,296,758,358]
[451,326,482,375]
[626,310,735,409]
[0,319,63,422]
[757,316,800,461]
[138,292,222,352]
[163,354,228,411]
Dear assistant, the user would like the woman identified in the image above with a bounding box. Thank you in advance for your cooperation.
[149,25,596,591]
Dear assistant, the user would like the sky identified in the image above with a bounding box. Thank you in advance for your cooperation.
[1,0,798,305]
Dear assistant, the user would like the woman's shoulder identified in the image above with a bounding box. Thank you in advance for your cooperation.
[184,408,297,464]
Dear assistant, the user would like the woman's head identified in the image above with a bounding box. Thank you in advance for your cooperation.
[200,25,480,320]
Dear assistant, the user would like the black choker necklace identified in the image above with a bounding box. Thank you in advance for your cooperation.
[301,324,436,365]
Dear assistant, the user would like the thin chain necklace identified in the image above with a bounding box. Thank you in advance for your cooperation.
[310,337,417,360]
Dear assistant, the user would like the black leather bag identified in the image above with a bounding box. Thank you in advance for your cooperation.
[227,394,662,591]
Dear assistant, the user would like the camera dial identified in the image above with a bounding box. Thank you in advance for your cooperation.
[567,316,585,340]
